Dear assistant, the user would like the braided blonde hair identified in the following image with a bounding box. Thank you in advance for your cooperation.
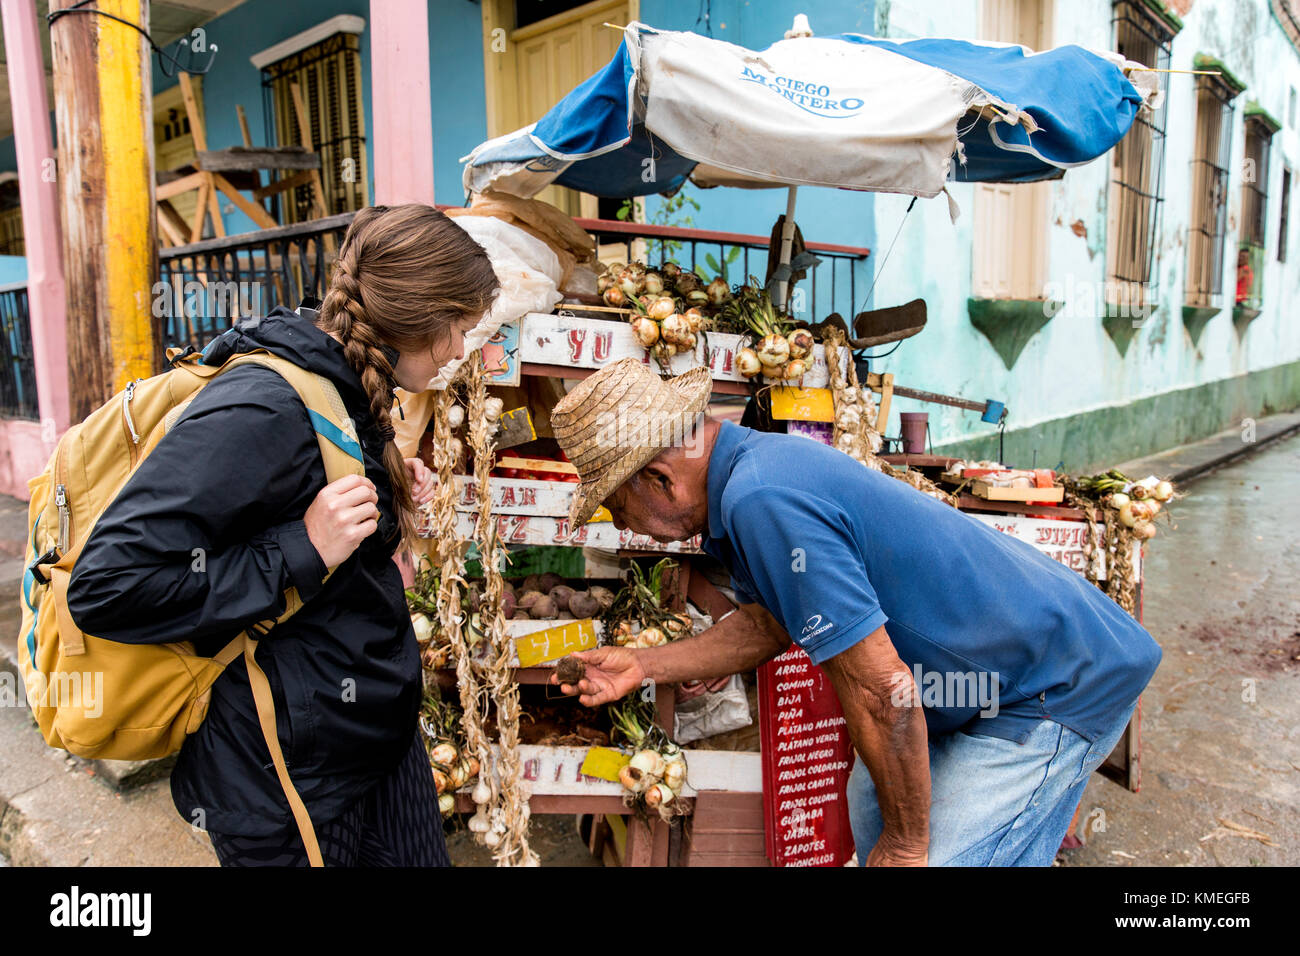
[317,204,499,544]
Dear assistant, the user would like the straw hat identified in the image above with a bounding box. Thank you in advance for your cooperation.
[551,357,713,528]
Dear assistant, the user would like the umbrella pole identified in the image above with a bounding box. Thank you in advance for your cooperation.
[774,185,798,312]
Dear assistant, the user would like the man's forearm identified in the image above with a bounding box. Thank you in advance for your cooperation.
[822,626,931,859]
[637,603,791,685]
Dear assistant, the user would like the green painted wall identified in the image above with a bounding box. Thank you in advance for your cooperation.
[932,359,1300,471]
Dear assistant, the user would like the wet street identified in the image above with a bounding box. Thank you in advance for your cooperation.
[1062,433,1300,865]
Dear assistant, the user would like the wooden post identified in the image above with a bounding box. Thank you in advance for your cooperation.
[49,0,156,421]
[178,71,224,238]
[370,0,436,205]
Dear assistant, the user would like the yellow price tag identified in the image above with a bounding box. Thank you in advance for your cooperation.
[770,386,835,422]
[589,506,613,523]
[515,618,599,667]
[580,746,630,783]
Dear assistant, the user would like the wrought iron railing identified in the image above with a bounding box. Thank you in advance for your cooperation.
[156,212,355,362]
[0,281,37,420]
[575,217,872,323]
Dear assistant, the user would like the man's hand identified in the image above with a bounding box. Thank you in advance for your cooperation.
[549,647,645,706]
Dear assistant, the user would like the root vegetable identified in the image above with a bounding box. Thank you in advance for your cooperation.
[603,286,627,307]
[1109,492,1131,509]
[652,341,678,362]
[644,782,675,808]
[555,656,586,685]
[500,590,517,619]
[683,307,705,333]
[648,296,676,320]
[538,572,565,593]
[521,574,543,593]
[661,261,681,279]
[438,793,456,817]
[631,749,666,779]
[707,277,731,306]
[644,271,665,295]
[511,612,531,621]
[618,764,648,794]
[631,316,660,348]
[782,359,807,380]
[410,613,435,645]
[567,590,601,618]
[787,328,814,360]
[756,334,790,367]
[639,626,667,647]
[529,596,559,620]
[430,742,459,767]
[660,313,693,347]
[736,348,763,378]
[516,589,545,612]
[589,586,617,611]
[548,585,576,612]
[662,758,686,791]
[612,619,636,645]
[432,768,449,793]
[1118,502,1137,528]
[1133,521,1157,540]
[760,362,786,380]
[1154,480,1174,501]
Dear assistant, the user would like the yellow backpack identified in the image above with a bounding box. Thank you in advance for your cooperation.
[17,346,365,867]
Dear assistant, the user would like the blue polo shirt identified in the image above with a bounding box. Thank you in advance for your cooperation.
[701,421,1162,743]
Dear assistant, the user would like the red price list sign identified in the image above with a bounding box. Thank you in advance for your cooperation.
[758,645,857,866]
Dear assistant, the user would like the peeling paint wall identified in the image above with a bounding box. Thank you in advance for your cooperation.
[866,0,1300,463]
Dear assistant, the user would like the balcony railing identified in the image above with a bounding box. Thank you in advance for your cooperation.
[0,281,37,420]
[156,212,355,363]
[154,211,872,362]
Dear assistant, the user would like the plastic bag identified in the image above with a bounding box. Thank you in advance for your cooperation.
[426,215,563,390]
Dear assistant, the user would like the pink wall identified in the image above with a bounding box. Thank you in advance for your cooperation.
[0,418,50,500]
[369,0,435,206]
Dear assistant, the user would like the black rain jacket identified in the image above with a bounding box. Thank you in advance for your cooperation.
[67,307,422,838]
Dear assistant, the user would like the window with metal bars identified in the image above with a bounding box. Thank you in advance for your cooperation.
[1279,166,1291,263]
[1240,116,1273,248]
[1185,74,1239,308]
[262,32,368,224]
[1106,1,1174,311]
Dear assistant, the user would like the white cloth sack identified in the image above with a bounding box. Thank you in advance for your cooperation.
[425,214,563,390]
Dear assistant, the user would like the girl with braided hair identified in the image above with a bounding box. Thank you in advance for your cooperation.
[68,204,499,866]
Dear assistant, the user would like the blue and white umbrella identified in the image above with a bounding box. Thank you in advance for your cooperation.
[462,19,1158,303]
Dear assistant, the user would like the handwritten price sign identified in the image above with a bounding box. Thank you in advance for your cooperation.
[514,619,599,667]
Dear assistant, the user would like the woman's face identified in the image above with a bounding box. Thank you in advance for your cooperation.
[392,312,484,391]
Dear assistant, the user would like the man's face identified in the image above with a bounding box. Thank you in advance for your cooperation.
[601,470,703,543]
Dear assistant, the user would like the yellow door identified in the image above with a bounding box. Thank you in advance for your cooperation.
[484,0,635,217]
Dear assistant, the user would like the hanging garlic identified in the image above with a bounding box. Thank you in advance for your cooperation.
[447,404,465,429]
[468,805,491,833]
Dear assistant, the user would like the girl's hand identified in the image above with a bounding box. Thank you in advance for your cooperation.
[406,457,436,504]
[304,474,378,568]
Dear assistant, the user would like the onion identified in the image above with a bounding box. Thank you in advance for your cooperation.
[662,758,686,791]
[589,586,616,611]
[630,749,666,779]
[736,348,763,378]
[613,619,636,645]
[651,341,678,362]
[432,768,450,794]
[644,271,665,295]
[683,307,705,333]
[686,289,709,307]
[787,329,814,360]
[430,742,459,767]
[644,783,675,808]
[1109,492,1130,509]
[1145,498,1162,515]
[756,334,790,367]
[438,793,456,817]
[618,273,638,298]
[782,359,807,380]
[465,755,481,779]
[597,273,614,294]
[604,285,627,307]
[449,763,468,791]
[648,296,676,320]
[661,261,681,279]
[707,277,730,306]
[618,764,648,794]
[1129,501,1153,522]
[411,613,435,645]
[660,313,693,347]
[639,626,667,647]
[1133,521,1157,540]
[760,362,786,380]
[1118,502,1137,528]
[1128,483,1149,500]
[1154,480,1174,501]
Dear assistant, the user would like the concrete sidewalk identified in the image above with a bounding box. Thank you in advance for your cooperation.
[0,409,1296,867]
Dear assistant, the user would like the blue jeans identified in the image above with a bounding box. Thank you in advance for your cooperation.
[848,706,1134,866]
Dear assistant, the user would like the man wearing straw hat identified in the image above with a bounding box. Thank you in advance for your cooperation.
[550,358,1161,867]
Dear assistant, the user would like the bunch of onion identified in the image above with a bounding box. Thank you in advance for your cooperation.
[609,610,692,648]
[725,278,813,381]
[419,693,482,818]
[625,295,706,370]
[1074,469,1176,541]
[608,697,689,821]
[599,558,693,645]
